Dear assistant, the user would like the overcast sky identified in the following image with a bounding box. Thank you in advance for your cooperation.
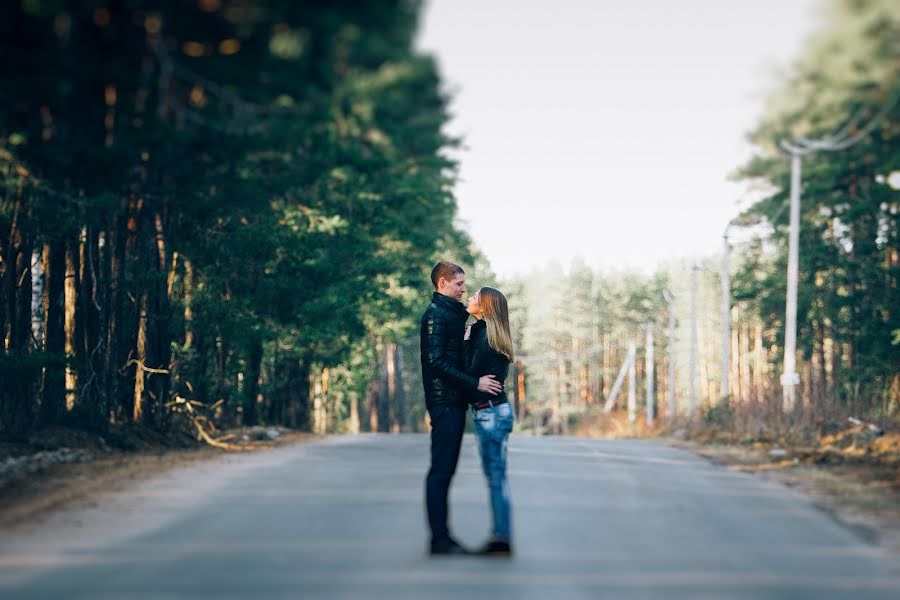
[416,0,822,277]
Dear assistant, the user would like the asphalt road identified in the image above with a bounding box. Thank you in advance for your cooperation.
[1,434,899,599]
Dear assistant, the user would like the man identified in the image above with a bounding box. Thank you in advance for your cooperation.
[420,260,502,555]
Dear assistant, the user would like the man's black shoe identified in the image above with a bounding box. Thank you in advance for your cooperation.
[430,538,469,556]
[478,539,512,557]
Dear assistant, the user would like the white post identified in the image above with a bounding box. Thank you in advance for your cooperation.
[721,230,731,404]
[665,291,677,421]
[689,266,698,416]
[781,153,802,411]
[627,341,637,424]
[646,325,654,426]
[603,352,631,413]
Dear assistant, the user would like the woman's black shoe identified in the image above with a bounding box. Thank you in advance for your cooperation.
[478,540,512,557]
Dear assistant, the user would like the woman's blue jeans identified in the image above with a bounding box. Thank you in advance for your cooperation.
[473,401,514,542]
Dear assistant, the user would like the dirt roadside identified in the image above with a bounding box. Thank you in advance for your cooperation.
[573,410,900,556]
[0,428,319,531]
[666,438,900,556]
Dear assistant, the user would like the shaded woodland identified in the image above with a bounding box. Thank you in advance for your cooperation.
[0,0,478,437]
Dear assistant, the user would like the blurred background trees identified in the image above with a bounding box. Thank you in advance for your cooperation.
[0,0,895,440]
[506,0,898,433]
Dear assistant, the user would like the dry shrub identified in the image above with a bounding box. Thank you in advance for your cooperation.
[571,389,900,467]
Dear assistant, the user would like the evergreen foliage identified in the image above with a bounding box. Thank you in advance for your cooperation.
[0,0,470,435]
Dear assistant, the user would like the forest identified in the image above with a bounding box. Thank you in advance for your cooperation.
[0,0,483,438]
[1,0,897,441]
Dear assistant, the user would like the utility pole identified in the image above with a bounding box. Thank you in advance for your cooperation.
[663,290,676,421]
[645,325,654,426]
[627,340,637,424]
[777,92,897,412]
[721,228,731,404]
[689,265,698,416]
[780,151,803,412]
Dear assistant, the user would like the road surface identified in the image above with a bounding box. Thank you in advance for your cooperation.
[1,434,898,599]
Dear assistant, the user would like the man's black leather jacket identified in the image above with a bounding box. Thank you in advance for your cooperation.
[420,292,478,408]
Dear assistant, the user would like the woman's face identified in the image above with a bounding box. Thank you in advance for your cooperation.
[466,291,483,319]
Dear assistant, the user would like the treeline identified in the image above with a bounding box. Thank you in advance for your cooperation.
[510,0,898,432]
[0,0,476,437]
[731,0,898,413]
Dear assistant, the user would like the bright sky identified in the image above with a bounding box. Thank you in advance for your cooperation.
[417,0,822,277]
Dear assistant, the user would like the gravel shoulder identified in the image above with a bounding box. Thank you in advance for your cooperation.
[0,428,319,531]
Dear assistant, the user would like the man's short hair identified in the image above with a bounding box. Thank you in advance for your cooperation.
[431,261,465,288]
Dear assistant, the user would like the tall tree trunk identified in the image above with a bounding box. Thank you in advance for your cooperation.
[602,330,611,398]
[242,338,263,427]
[731,313,740,402]
[740,317,751,404]
[376,344,392,432]
[292,357,312,430]
[389,342,407,432]
[0,203,37,435]
[366,376,378,432]
[182,257,194,348]
[64,241,78,410]
[12,234,33,354]
[314,368,328,434]
[78,227,105,424]
[753,321,764,405]
[349,390,360,434]
[31,245,44,348]
[40,239,67,426]
[132,290,149,423]
[131,203,171,427]
[2,199,22,351]
[107,202,131,422]
[149,209,172,426]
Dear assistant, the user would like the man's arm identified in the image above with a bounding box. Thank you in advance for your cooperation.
[423,311,479,390]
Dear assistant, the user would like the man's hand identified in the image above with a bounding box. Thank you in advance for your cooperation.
[477,374,503,396]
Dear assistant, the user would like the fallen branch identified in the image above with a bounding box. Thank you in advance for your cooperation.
[190,417,249,451]
[848,416,884,435]
[126,359,170,375]
[167,395,252,451]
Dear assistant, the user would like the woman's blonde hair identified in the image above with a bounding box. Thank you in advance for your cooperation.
[477,287,514,362]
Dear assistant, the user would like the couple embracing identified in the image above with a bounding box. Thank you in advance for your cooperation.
[420,260,515,557]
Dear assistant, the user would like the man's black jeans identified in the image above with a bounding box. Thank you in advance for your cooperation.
[425,403,467,543]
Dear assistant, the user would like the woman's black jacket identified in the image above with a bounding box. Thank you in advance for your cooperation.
[464,319,510,407]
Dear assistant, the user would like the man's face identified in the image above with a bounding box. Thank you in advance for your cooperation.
[439,273,467,301]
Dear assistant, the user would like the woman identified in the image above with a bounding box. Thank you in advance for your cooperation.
[465,286,515,557]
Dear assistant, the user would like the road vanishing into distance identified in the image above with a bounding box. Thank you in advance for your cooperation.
[2,434,899,599]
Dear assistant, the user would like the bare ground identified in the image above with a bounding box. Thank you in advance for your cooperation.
[0,426,319,531]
